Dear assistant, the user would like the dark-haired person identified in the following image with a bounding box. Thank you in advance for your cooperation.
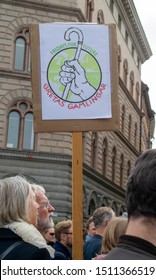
[84,216,96,243]
[53,220,72,260]
[104,149,156,260]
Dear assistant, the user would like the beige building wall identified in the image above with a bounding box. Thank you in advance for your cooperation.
[0,0,154,218]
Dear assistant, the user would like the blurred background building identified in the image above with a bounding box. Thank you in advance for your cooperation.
[0,0,155,221]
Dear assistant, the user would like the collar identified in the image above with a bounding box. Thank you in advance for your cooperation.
[118,235,156,256]
[3,221,54,258]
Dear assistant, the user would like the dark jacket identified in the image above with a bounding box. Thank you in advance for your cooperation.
[83,234,102,260]
[53,241,72,260]
[0,228,51,260]
[104,235,156,260]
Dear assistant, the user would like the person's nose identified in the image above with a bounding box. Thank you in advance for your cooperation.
[48,203,55,212]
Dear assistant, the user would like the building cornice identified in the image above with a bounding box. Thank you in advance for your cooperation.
[0,148,72,164]
[1,0,86,22]
[0,148,126,200]
[117,0,152,63]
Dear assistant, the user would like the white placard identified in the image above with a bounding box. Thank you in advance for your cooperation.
[39,24,112,120]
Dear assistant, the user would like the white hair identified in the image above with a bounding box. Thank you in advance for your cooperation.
[0,175,32,227]
[31,183,45,194]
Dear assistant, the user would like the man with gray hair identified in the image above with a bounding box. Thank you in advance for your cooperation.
[32,184,55,237]
[83,206,115,260]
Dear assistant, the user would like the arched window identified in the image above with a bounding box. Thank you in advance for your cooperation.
[118,15,122,30]
[127,160,131,178]
[110,0,114,13]
[125,30,128,45]
[128,114,132,141]
[121,105,125,133]
[97,10,104,24]
[112,146,117,182]
[102,137,108,176]
[130,71,134,96]
[91,132,98,169]
[88,199,96,216]
[136,82,140,106]
[7,100,34,150]
[120,154,124,187]
[118,45,122,75]
[14,28,30,72]
[134,123,138,148]
[111,201,117,214]
[86,0,94,22]
[123,59,128,86]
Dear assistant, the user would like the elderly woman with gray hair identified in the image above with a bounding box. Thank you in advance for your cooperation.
[0,175,54,259]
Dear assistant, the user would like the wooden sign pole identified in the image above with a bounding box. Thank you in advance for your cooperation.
[72,131,83,260]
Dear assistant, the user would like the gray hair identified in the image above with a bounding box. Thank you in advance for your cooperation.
[31,183,45,194]
[0,175,32,227]
[93,207,116,228]
[31,183,53,231]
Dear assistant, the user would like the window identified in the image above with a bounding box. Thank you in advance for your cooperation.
[127,160,131,178]
[111,201,117,214]
[120,154,124,187]
[97,10,104,24]
[125,30,128,45]
[130,71,134,96]
[134,123,138,147]
[102,138,108,176]
[7,100,34,150]
[91,132,98,169]
[118,14,122,30]
[136,82,140,106]
[112,146,117,182]
[110,0,114,13]
[121,105,125,133]
[88,199,96,216]
[123,59,128,86]
[131,44,134,57]
[118,45,122,74]
[86,0,94,22]
[14,28,30,72]
[128,114,132,141]
[137,57,140,69]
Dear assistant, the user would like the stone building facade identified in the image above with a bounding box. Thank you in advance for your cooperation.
[0,0,155,222]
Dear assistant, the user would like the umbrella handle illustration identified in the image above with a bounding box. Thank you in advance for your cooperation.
[62,27,84,100]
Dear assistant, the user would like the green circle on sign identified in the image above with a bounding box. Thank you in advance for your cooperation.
[47,48,102,103]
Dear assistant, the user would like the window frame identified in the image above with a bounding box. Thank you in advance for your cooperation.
[14,28,30,73]
[6,100,34,151]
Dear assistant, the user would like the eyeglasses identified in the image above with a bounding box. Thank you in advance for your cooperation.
[39,202,50,209]
[49,233,55,236]
[63,232,72,235]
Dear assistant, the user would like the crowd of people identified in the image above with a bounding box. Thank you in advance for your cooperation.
[0,148,156,259]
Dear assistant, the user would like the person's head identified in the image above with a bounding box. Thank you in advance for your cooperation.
[43,225,55,243]
[126,149,156,219]
[93,207,116,234]
[32,184,55,233]
[0,175,39,227]
[55,220,72,249]
[102,216,128,254]
[86,216,96,238]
